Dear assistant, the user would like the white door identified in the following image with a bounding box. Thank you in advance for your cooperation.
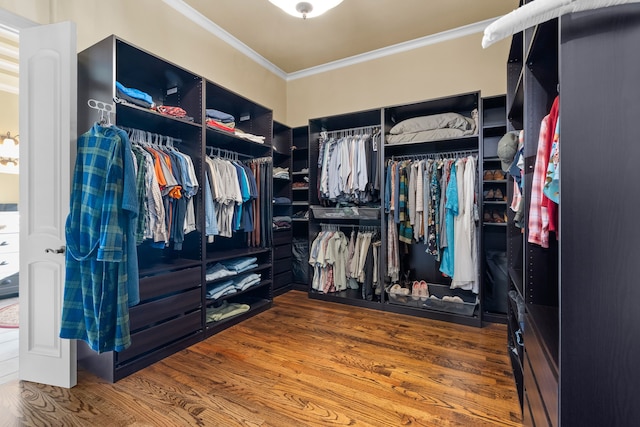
[18,21,77,388]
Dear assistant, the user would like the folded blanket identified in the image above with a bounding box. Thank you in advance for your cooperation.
[206,108,235,123]
[116,81,153,104]
[482,0,640,48]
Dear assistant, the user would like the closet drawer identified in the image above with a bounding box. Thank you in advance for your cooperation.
[525,314,558,425]
[273,244,292,260]
[273,258,290,275]
[274,271,292,288]
[116,310,201,364]
[138,266,201,302]
[524,353,554,427]
[129,288,201,332]
[273,230,292,246]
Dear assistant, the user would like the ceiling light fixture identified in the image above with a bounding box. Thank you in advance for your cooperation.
[269,0,344,19]
[0,132,19,174]
[0,132,19,159]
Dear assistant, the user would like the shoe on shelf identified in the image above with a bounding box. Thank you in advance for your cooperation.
[411,281,420,300]
[483,170,495,181]
[494,188,504,201]
[483,210,492,223]
[493,169,505,180]
[485,189,495,200]
[492,211,505,223]
[419,280,429,301]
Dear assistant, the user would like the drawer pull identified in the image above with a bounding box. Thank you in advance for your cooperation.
[0,260,7,265]
[0,241,8,246]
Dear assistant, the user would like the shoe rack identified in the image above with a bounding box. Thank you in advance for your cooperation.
[481,95,508,322]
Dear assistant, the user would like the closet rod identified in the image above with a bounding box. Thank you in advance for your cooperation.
[120,126,183,144]
[391,149,478,161]
[323,124,380,137]
[247,156,272,163]
[207,146,253,160]
[319,222,380,231]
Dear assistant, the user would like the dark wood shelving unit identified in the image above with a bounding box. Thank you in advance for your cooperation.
[77,34,274,382]
[504,3,640,426]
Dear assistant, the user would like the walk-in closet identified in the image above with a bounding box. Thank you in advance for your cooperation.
[3,1,640,426]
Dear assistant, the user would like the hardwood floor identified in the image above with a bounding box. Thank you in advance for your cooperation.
[0,291,522,426]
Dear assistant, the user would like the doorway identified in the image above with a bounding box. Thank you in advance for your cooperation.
[0,21,19,385]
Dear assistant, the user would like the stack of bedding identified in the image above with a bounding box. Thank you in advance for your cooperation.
[386,110,478,144]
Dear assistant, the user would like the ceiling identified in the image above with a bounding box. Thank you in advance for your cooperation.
[182,0,519,73]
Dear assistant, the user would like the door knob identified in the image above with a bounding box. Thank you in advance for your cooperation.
[45,246,66,254]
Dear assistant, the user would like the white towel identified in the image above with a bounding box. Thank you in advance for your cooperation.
[482,0,640,48]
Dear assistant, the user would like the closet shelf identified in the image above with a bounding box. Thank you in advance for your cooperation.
[116,102,203,127]
[292,187,309,191]
[292,171,309,176]
[204,247,271,264]
[204,297,272,337]
[311,205,379,220]
[483,222,507,227]
[508,267,523,295]
[483,201,507,205]
[137,258,202,277]
[205,280,272,306]
[483,121,507,130]
[387,282,477,317]
[206,127,270,154]
[526,304,559,370]
[383,134,478,148]
[204,263,272,286]
[483,180,507,184]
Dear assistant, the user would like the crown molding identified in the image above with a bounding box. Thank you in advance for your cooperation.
[159,1,499,82]
[161,0,288,79]
[287,17,498,81]
[0,9,37,32]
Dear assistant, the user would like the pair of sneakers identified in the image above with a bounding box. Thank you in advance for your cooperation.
[412,280,429,301]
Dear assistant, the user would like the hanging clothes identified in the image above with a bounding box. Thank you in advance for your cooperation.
[245,158,272,248]
[450,156,478,293]
[309,228,380,296]
[528,96,559,248]
[60,123,139,353]
[126,129,199,250]
[317,131,380,205]
[385,153,479,294]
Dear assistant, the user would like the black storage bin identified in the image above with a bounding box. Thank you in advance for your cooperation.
[484,250,508,314]
[292,238,309,284]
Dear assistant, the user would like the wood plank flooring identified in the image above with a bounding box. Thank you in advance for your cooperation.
[0,290,522,426]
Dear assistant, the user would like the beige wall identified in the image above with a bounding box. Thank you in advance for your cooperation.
[0,1,509,129]
[0,0,50,24]
[287,33,511,127]
[0,91,19,204]
[49,0,288,123]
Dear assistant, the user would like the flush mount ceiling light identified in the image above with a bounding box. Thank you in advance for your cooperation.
[269,0,344,19]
